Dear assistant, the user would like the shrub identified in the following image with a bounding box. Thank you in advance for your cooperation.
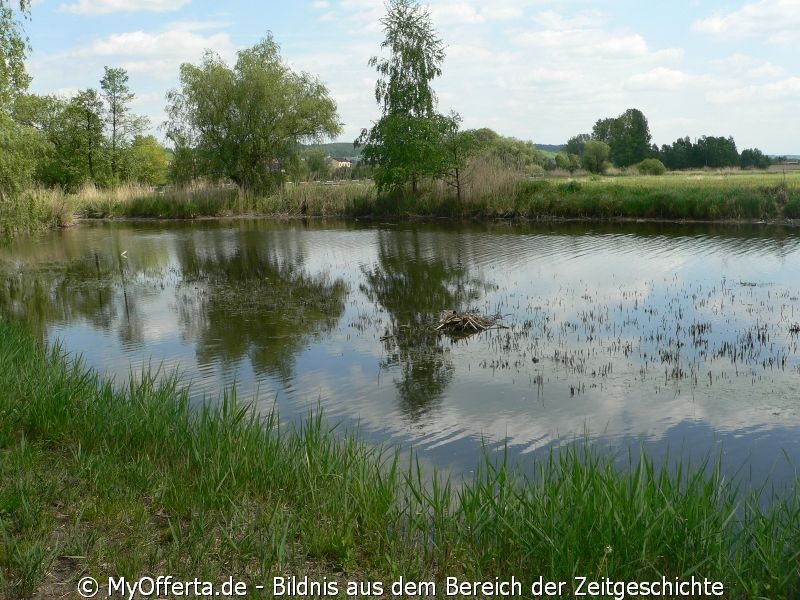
[637,158,667,175]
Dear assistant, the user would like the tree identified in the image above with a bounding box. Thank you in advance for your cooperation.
[357,0,453,193]
[436,113,487,203]
[581,140,610,174]
[740,148,771,170]
[166,35,341,193]
[100,67,148,181]
[303,148,330,181]
[69,89,107,184]
[636,157,666,175]
[694,135,738,168]
[566,133,590,157]
[0,112,43,201]
[124,135,169,184]
[592,108,651,167]
[555,152,580,174]
[0,0,30,106]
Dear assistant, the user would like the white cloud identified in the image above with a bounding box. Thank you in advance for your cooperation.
[74,28,236,68]
[705,77,800,105]
[59,0,190,15]
[513,29,652,59]
[692,0,800,44]
[430,2,486,25]
[714,54,786,79]
[533,9,607,29]
[311,0,329,8]
[625,67,693,91]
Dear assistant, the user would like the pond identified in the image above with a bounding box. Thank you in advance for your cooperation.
[3,219,800,489]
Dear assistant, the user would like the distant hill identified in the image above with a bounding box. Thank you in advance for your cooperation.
[535,144,565,153]
[303,142,361,158]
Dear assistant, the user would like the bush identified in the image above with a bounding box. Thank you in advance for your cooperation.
[636,158,667,175]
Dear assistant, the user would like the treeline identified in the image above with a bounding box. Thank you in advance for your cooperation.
[0,0,787,219]
[9,68,169,192]
[563,108,776,174]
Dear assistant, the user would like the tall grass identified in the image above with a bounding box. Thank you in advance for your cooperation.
[0,188,74,239]
[1,318,799,598]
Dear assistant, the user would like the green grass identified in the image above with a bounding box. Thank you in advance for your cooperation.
[1,318,799,598]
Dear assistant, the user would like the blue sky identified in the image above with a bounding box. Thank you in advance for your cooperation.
[22,0,800,154]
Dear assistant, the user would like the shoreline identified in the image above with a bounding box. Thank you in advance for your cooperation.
[1,318,799,598]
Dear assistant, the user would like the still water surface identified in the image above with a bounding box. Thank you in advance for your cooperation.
[4,220,800,488]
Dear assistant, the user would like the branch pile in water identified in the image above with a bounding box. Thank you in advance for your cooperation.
[435,310,504,334]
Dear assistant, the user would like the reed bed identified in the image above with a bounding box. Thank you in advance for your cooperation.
[0,188,75,239]
[1,318,798,598]
[14,168,786,224]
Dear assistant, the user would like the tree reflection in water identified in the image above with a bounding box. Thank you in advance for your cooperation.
[175,229,347,382]
[361,229,488,421]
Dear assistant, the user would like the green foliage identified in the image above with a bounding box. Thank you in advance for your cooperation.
[358,0,453,192]
[555,152,581,174]
[740,148,771,170]
[0,111,43,201]
[303,148,330,181]
[100,67,148,180]
[636,157,667,175]
[659,135,740,170]
[123,135,169,185]
[0,0,30,106]
[166,35,341,193]
[482,134,547,174]
[581,140,611,174]
[592,108,652,167]
[565,133,590,157]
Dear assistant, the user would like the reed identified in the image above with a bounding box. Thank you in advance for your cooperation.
[0,187,75,239]
[1,318,798,598]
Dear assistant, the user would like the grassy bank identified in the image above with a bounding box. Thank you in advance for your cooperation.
[0,188,75,239]
[1,319,799,599]
[62,169,800,223]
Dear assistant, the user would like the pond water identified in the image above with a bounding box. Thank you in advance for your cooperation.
[4,219,800,489]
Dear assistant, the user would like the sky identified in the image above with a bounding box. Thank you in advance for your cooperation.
[21,0,800,155]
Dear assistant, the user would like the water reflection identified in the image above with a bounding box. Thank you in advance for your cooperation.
[2,220,800,490]
[174,227,347,381]
[361,229,488,421]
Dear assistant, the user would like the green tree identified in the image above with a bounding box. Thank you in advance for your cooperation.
[123,135,169,184]
[0,0,30,106]
[1,0,36,203]
[166,35,341,193]
[0,112,43,201]
[565,133,590,157]
[303,148,330,181]
[581,140,610,174]
[636,157,666,175]
[436,114,487,203]
[483,134,547,174]
[592,108,651,167]
[69,89,107,184]
[740,148,771,170]
[555,151,581,174]
[357,0,453,193]
[100,67,148,181]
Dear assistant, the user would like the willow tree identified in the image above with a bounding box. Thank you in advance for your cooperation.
[165,35,342,192]
[357,0,458,193]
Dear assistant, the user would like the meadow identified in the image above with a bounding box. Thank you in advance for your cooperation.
[3,166,800,237]
[1,318,799,598]
[75,166,800,222]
